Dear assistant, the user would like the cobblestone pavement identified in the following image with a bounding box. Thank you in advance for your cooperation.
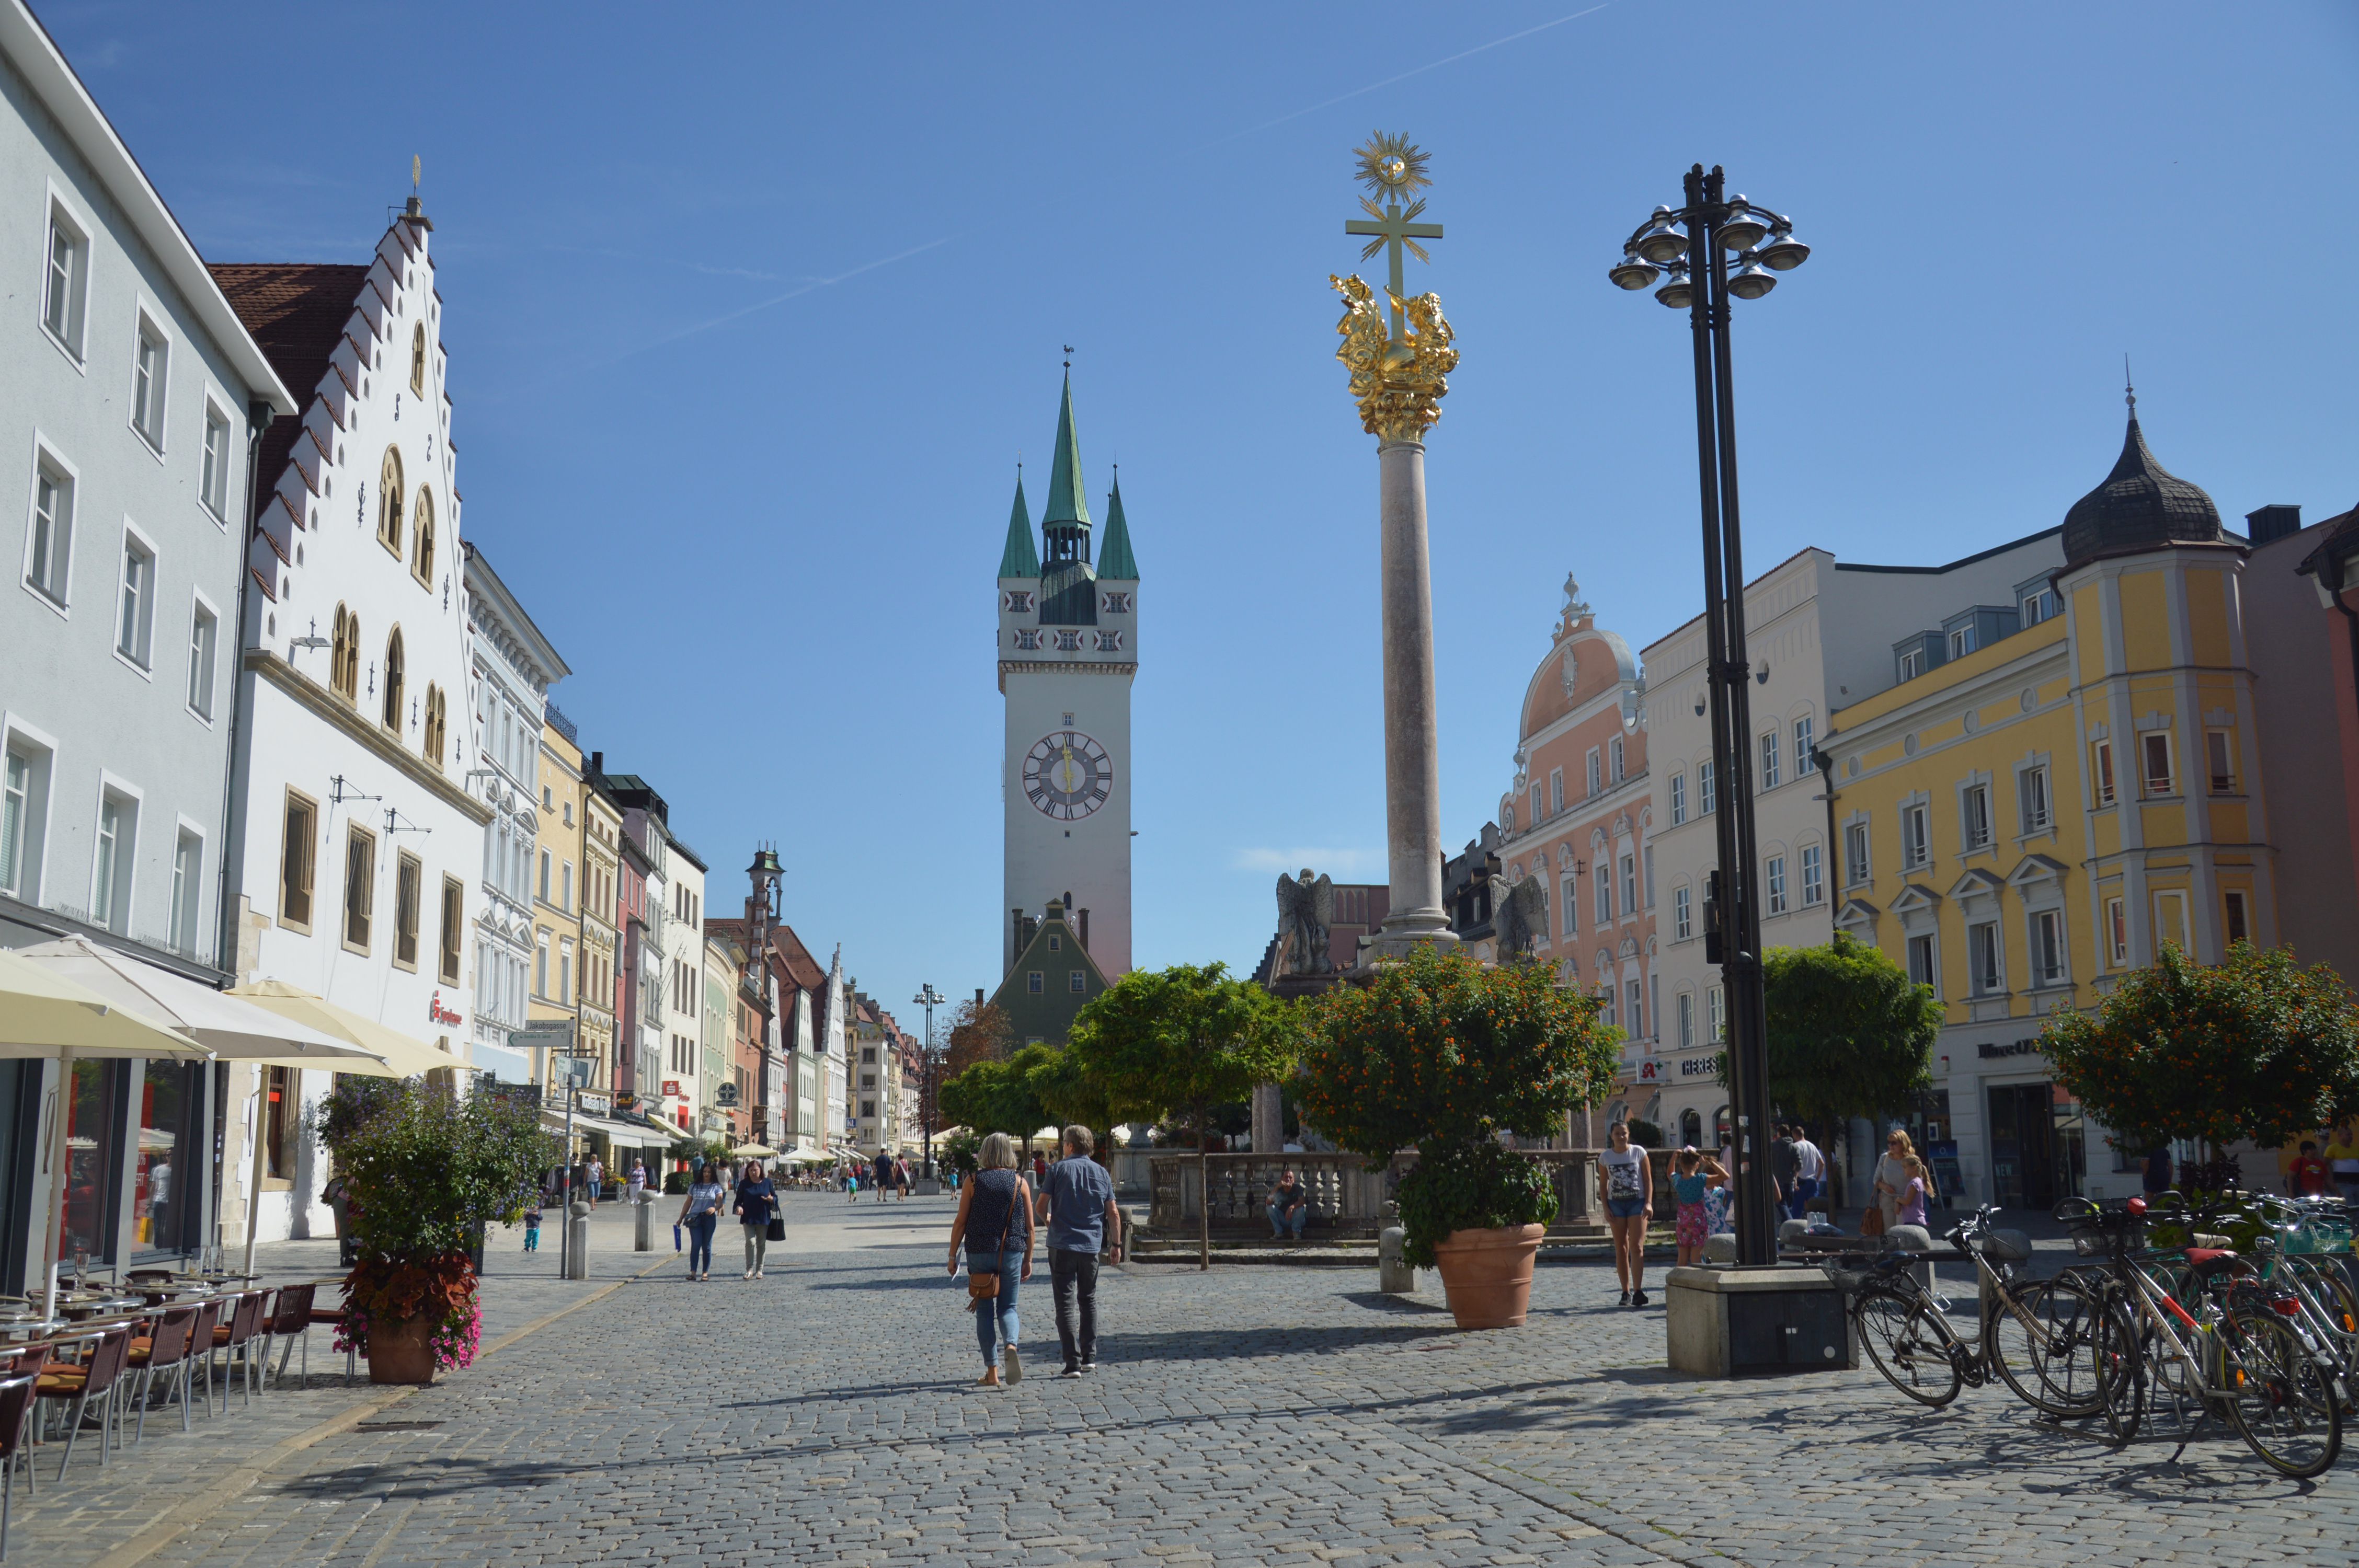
[20,1194,2356,1567]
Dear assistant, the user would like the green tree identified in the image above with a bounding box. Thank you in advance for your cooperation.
[1065,962,1299,1270]
[1735,933,1943,1131]
[1297,948,1618,1267]
[938,1043,1058,1153]
[2044,942,2359,1162]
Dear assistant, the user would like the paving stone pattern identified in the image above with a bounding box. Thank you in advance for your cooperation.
[21,1196,2355,1567]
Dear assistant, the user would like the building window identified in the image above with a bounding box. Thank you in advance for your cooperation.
[394,853,422,971]
[534,931,549,997]
[200,405,232,521]
[2206,730,2235,794]
[2106,896,2128,967]
[1550,768,1564,815]
[1102,591,1131,613]
[1594,865,1611,926]
[1611,736,1625,784]
[1793,716,1814,772]
[1948,625,1977,661]
[1800,844,1823,906]
[1560,877,1577,937]
[93,789,134,933]
[41,207,88,355]
[381,629,405,731]
[561,860,574,913]
[1759,729,1780,790]
[2021,587,2055,625]
[330,604,359,701]
[1674,884,1692,940]
[1069,970,1086,993]
[1669,771,1686,825]
[1902,803,1929,870]
[1644,846,1655,908]
[1055,630,1082,652]
[1968,921,2002,995]
[2141,732,2173,797]
[1027,971,1044,994]
[538,848,552,904]
[1707,985,1725,1043]
[2031,908,2065,985]
[131,318,168,451]
[2090,740,2115,806]
[2224,890,2250,946]
[186,599,218,720]
[26,458,75,607]
[1698,760,1716,815]
[116,531,155,668]
[2155,889,2190,954]
[1620,852,1637,918]
[279,791,316,931]
[169,828,202,956]
[1677,990,1694,1049]
[2020,765,2051,833]
[1899,648,1922,682]
[861,1100,876,1119]
[378,448,405,555]
[424,685,446,766]
[1907,933,1937,990]
[437,878,461,982]
[1845,819,1869,884]
[410,323,427,395]
[342,825,375,953]
[1765,855,1787,915]
[1585,751,1600,798]
[1,739,49,900]
[1530,785,1543,824]
[1962,782,1991,852]
[1625,978,1643,1039]
[265,1066,294,1181]
[1047,933,1061,952]
[413,489,436,586]
[1003,591,1034,613]
[1093,630,1123,652]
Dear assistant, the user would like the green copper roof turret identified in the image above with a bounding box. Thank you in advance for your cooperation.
[997,474,1040,578]
[1098,474,1139,580]
[1040,372,1092,527]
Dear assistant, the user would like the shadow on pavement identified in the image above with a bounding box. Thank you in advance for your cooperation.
[1101,1323,1455,1363]
[1339,1291,1451,1315]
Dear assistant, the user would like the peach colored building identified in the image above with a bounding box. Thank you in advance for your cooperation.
[1490,579,1658,1132]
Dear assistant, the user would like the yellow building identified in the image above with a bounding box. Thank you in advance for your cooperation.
[1827,405,2270,1211]
[529,710,590,1089]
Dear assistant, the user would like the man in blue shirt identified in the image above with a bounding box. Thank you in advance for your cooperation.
[1036,1125,1123,1378]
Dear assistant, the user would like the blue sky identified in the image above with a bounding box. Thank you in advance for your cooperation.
[44,2,2359,1025]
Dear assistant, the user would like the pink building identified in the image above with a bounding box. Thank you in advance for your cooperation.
[1490,580,1658,1128]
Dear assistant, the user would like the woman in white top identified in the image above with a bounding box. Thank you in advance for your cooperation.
[1873,1129,1918,1230]
[1595,1121,1653,1308]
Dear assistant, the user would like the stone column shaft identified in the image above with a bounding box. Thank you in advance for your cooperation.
[1376,436,1452,948]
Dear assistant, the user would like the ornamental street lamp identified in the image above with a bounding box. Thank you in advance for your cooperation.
[1608,165,1810,1269]
[912,982,945,1171]
[746,846,785,1151]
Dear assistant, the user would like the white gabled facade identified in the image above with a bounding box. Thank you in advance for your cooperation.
[217,201,488,1244]
[657,837,706,1138]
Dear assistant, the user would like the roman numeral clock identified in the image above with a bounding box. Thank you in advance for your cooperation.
[1023,730,1112,821]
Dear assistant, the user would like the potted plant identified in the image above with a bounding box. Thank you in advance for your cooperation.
[1299,947,1618,1329]
[311,1079,555,1383]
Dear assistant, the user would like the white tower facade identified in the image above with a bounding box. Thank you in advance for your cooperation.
[997,376,1138,978]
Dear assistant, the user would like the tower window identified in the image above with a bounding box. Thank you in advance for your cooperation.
[1014,630,1039,650]
[1094,630,1123,652]
[1004,591,1034,613]
[1101,592,1131,613]
[1055,630,1082,651]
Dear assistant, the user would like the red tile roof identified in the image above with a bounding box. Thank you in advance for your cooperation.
[207,263,369,523]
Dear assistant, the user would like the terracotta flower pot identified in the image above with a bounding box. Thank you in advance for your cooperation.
[1431,1223,1545,1329]
[367,1315,438,1385]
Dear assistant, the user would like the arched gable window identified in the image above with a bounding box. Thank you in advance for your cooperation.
[382,628,405,732]
[412,488,436,586]
[424,684,446,766]
[330,603,359,701]
[410,324,427,395]
[378,447,404,556]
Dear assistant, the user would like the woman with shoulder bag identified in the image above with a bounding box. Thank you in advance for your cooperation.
[945,1132,1034,1387]
[735,1160,780,1279]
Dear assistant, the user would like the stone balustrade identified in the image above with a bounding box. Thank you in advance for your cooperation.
[1145,1145,1613,1238]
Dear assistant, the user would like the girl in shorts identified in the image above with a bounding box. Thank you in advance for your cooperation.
[1596,1121,1653,1308]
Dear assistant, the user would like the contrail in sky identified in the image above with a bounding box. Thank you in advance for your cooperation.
[642,234,960,349]
[1213,4,1614,146]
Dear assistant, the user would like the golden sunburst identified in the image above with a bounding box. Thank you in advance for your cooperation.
[1353,131,1430,206]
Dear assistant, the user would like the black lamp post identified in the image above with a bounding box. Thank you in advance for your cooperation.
[911,982,945,1172]
[1609,164,1810,1268]
[746,846,785,1151]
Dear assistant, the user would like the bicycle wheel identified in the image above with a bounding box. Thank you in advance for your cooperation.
[1989,1274,2115,1417]
[1857,1287,1963,1407]
[2288,1256,2359,1340]
[2220,1307,2343,1479]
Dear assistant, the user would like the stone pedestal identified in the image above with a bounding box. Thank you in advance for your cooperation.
[1371,436,1456,956]
[566,1201,591,1281]
[633,1194,654,1252]
[1664,1264,1854,1378]
[1378,1226,1418,1294]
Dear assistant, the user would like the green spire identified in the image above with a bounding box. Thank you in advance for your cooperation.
[1098,472,1139,579]
[1040,371,1091,527]
[997,472,1039,578]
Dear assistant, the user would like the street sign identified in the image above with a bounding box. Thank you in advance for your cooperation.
[715,1082,740,1108]
[551,1056,594,1088]
[508,1021,575,1054]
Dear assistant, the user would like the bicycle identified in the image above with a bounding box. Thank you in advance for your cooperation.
[2146,1190,2359,1419]
[1838,1203,2121,1425]
[2059,1194,2342,1478]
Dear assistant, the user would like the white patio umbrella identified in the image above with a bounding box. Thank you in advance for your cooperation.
[0,949,206,1321]
[15,940,395,1284]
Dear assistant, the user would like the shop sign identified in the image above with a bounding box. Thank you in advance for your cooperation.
[428,991,464,1027]
[578,1091,613,1117]
[1637,1060,1661,1082]
[1978,1039,2040,1059]
[662,1080,683,1099]
[1680,1055,1723,1078]
[715,1082,740,1107]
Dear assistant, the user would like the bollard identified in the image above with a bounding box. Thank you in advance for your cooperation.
[633,1193,654,1252]
[566,1201,591,1279]
[1379,1225,1418,1294]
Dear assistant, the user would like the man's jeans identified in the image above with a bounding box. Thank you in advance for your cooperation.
[1269,1202,1307,1239]
[1049,1246,1099,1368]
[1786,1177,1820,1219]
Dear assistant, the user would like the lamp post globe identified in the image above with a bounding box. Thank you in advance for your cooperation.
[1610,255,1661,291]
[1756,234,1811,271]
[1717,200,1770,251]
[1634,207,1690,265]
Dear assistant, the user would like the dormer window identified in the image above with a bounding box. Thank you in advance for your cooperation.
[1101,591,1131,614]
[1004,591,1034,613]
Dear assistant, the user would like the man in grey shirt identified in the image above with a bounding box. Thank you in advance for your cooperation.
[1036,1124,1122,1377]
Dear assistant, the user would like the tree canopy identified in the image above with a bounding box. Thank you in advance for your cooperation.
[2044,941,2359,1155]
[937,1042,1058,1145]
[1064,962,1298,1129]
[1738,933,1943,1127]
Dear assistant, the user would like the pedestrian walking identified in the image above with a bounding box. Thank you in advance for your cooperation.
[522,1193,542,1253]
[846,1168,860,1204]
[1789,1127,1826,1219]
[1771,1125,1800,1220]
[1670,1148,1725,1266]
[898,1156,913,1200]
[1597,1120,1652,1307]
[2288,1140,2333,1197]
[1032,1150,1048,1186]
[875,1149,894,1205]
[946,1132,1034,1388]
[585,1156,604,1210]
[735,1160,779,1278]
[677,1164,725,1281]
[1896,1156,1931,1229]
[627,1158,647,1206]
[1035,1125,1121,1377]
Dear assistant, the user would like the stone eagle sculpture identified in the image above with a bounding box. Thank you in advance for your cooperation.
[1496,875,1548,961]
[1275,869,1336,976]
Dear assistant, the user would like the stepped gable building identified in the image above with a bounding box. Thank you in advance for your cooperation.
[210,194,490,1243]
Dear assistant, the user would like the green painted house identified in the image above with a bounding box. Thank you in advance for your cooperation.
[988,901,1111,1046]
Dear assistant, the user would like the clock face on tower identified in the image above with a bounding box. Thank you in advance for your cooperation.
[1024,730,1113,821]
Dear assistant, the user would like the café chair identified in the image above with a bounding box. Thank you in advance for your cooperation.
[261,1283,316,1389]
[35,1327,128,1478]
[0,1370,37,1561]
[123,1306,198,1441]
[208,1292,267,1409]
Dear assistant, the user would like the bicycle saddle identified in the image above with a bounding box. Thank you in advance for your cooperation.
[2183,1247,2253,1278]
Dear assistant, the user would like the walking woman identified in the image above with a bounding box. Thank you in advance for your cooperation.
[1596,1120,1653,1307]
[946,1131,1034,1387]
[1874,1129,1918,1231]
[677,1162,725,1281]
[735,1160,778,1279]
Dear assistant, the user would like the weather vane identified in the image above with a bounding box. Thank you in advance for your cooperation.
[1344,132,1440,341]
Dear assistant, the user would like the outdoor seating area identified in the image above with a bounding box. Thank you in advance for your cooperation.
[0,1272,346,1561]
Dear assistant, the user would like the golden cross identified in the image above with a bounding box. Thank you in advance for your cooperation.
[1345,197,1442,341]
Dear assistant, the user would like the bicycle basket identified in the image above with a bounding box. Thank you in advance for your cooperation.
[1981,1228,2034,1264]
[2067,1207,2143,1258]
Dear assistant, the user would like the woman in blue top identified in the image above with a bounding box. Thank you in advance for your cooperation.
[675,1166,726,1282]
[735,1160,778,1279]
[946,1132,1035,1387]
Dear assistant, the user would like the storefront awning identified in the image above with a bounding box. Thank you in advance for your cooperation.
[562,1113,671,1145]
